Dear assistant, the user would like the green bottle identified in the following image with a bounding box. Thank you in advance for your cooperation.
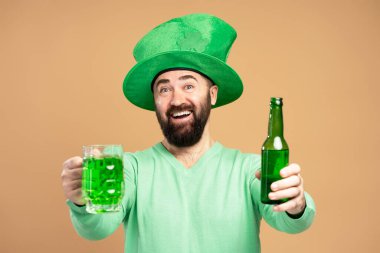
[261,97,289,204]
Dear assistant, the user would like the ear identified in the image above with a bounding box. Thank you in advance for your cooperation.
[209,85,218,106]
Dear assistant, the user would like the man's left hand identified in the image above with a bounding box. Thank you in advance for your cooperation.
[255,163,306,215]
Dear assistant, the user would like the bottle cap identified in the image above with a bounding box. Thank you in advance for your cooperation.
[270,97,283,105]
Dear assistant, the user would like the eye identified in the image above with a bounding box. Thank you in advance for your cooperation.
[184,84,194,90]
[159,87,170,94]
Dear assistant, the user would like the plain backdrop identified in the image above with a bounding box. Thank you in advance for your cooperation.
[1,0,379,252]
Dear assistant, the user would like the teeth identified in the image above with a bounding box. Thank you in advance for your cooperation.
[172,111,191,117]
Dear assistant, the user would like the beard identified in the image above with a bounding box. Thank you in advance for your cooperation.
[155,94,211,147]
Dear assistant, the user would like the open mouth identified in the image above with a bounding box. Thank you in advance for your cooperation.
[170,110,193,120]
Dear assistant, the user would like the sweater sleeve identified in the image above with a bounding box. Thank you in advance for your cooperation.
[249,155,316,234]
[67,152,137,240]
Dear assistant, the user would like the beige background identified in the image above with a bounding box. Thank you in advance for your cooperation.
[1,0,379,252]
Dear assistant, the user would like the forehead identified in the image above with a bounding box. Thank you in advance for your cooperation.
[154,70,205,84]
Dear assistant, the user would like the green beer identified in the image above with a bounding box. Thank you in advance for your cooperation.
[82,145,124,213]
[261,97,289,204]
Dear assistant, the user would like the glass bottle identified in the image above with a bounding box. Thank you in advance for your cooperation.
[261,97,289,204]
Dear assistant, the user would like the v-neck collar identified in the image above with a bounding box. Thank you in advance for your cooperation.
[153,141,223,172]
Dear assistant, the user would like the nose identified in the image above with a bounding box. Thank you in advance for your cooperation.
[170,89,186,106]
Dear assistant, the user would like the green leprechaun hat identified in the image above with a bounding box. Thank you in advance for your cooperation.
[123,13,243,111]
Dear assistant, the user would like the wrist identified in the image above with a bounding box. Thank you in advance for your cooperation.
[286,203,307,219]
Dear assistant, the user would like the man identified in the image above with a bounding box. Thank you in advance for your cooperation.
[61,13,315,253]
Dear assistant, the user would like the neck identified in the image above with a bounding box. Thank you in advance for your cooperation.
[268,105,284,137]
[162,121,214,168]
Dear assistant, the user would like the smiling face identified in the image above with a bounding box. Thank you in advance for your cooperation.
[153,70,218,147]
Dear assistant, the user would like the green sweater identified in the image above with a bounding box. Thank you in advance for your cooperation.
[67,142,316,253]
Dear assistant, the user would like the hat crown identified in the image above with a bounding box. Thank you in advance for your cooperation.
[133,13,237,62]
[123,13,243,111]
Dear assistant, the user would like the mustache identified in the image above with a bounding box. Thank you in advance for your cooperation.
[166,104,194,117]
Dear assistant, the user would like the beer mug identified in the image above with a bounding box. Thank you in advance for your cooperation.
[82,145,124,213]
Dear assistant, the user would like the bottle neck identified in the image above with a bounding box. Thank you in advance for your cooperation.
[268,104,284,137]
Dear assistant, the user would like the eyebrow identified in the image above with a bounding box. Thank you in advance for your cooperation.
[155,75,198,88]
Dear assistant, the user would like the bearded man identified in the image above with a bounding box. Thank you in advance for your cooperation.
[61,13,316,253]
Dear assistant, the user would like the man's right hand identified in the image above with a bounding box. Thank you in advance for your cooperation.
[61,156,85,206]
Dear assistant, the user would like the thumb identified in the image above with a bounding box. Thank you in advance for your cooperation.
[255,169,261,180]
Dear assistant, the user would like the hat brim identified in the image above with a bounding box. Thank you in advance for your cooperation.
[123,51,243,111]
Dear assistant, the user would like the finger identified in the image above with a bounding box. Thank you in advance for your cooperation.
[271,175,301,191]
[255,170,261,180]
[273,198,298,212]
[69,167,83,179]
[67,188,85,205]
[64,183,82,198]
[63,167,83,180]
[63,156,83,170]
[63,178,82,191]
[273,195,306,213]
[280,163,301,178]
[269,187,300,200]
